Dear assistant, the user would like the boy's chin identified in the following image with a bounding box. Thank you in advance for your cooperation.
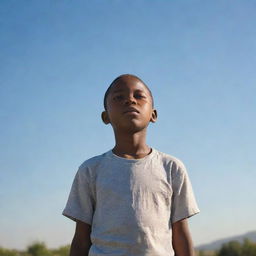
[113,122,149,134]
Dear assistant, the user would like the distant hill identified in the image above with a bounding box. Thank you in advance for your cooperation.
[196,230,256,251]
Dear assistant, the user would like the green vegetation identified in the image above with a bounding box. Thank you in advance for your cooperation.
[0,242,70,256]
[196,239,256,256]
[216,239,256,256]
[1,239,256,256]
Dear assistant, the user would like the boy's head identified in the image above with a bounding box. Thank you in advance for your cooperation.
[101,74,157,132]
[103,74,154,110]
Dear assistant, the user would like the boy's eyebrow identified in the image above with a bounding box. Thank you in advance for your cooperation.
[112,89,124,93]
[134,89,147,93]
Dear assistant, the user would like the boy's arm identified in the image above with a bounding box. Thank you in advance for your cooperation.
[70,220,92,256]
[172,218,195,256]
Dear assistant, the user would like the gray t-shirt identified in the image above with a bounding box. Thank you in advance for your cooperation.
[63,148,199,256]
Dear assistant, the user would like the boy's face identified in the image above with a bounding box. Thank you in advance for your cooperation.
[102,76,157,133]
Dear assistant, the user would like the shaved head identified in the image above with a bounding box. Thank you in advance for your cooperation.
[103,74,154,110]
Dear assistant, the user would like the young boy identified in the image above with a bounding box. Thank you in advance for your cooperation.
[63,74,200,256]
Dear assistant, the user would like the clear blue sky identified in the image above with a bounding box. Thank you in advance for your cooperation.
[1,0,256,250]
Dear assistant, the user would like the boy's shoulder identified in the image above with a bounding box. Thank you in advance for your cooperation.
[155,149,186,170]
[78,151,110,170]
[75,151,111,180]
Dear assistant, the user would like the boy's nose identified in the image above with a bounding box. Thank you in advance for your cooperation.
[124,96,136,105]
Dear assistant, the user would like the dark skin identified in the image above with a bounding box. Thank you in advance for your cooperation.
[70,75,195,256]
[70,221,91,256]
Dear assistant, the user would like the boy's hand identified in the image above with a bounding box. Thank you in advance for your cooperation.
[70,220,92,256]
[172,218,195,256]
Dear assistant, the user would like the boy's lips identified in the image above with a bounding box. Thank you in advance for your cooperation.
[123,107,140,114]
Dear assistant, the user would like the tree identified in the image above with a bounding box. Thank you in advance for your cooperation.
[217,239,256,256]
[217,241,242,256]
[27,242,51,256]
[241,239,256,256]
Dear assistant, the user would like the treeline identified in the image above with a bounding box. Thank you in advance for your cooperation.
[1,239,256,256]
[197,239,256,256]
[0,242,70,256]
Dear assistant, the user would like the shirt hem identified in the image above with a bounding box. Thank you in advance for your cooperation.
[172,208,200,224]
[62,210,92,225]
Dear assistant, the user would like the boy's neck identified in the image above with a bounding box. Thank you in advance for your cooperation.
[112,130,151,159]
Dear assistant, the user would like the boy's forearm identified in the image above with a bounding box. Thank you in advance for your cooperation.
[70,220,92,256]
[172,233,195,256]
[70,237,91,256]
[172,219,195,256]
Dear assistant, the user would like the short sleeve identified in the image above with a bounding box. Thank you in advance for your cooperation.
[171,161,200,224]
[62,167,95,225]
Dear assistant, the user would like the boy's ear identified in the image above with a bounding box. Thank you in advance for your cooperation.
[150,109,158,123]
[101,111,110,124]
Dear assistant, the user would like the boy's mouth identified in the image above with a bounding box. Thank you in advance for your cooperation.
[123,107,140,114]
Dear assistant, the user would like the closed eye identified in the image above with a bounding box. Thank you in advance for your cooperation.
[113,95,124,100]
[134,94,146,99]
